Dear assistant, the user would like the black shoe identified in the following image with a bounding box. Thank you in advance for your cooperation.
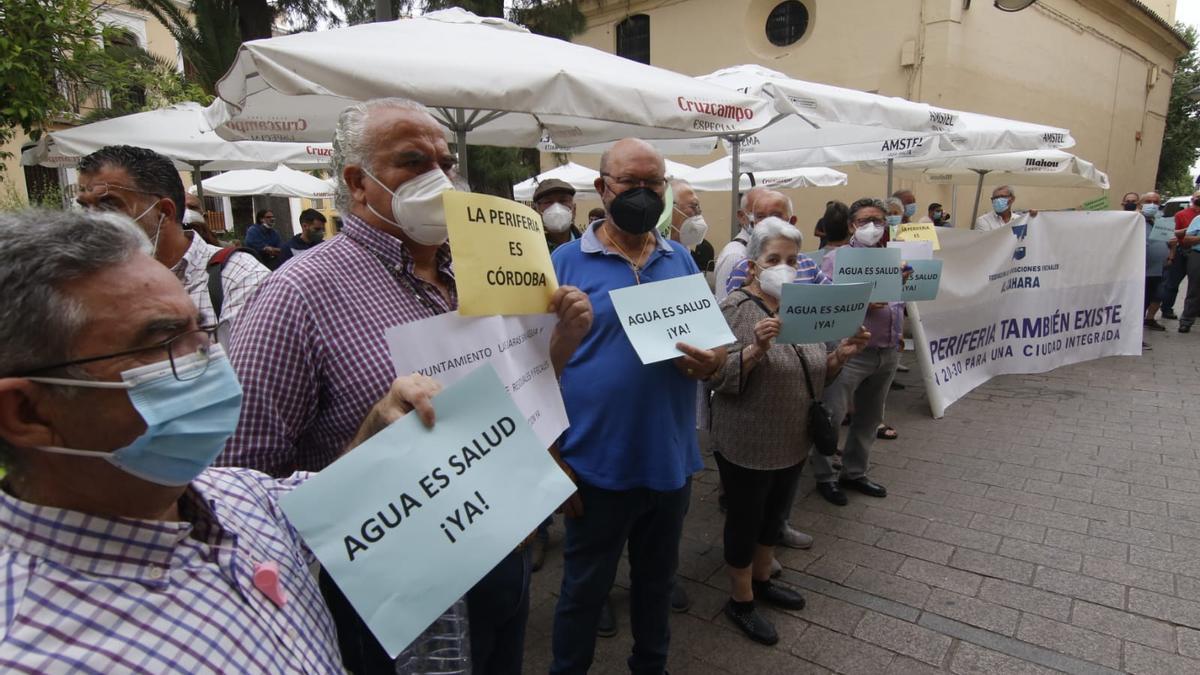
[724,600,778,645]
[752,579,806,610]
[1182,325,1192,333]
[890,381,906,390]
[670,581,691,613]
[1163,310,1178,319]
[596,596,617,638]
[718,492,728,513]
[839,477,888,498]
[816,481,848,506]
[1145,319,1166,332]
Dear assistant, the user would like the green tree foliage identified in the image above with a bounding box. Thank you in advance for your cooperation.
[129,0,242,95]
[1156,23,1200,196]
[0,0,111,169]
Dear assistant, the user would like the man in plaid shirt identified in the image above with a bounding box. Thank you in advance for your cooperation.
[0,208,443,673]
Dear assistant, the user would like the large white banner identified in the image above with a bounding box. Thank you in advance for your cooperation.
[913,211,1144,418]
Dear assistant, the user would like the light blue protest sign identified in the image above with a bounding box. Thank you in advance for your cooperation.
[278,364,575,658]
[778,282,872,344]
[1148,216,1175,242]
[901,259,944,301]
[832,247,903,302]
[608,273,736,364]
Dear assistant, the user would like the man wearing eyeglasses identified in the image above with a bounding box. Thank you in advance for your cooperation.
[0,208,443,672]
[549,138,724,675]
[220,98,593,675]
[76,146,269,344]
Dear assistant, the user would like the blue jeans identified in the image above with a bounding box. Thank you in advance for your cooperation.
[551,479,692,675]
[466,548,531,675]
[1161,250,1189,310]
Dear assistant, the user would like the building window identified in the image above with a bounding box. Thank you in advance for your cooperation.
[765,1,809,47]
[616,14,650,64]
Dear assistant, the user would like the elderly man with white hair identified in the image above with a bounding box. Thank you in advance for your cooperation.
[0,209,447,672]
[713,185,771,301]
[218,97,593,674]
[975,185,1037,232]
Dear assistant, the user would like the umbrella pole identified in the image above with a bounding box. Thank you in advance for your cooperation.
[729,136,741,239]
[969,169,988,230]
[192,163,205,203]
[886,158,894,197]
[454,109,470,183]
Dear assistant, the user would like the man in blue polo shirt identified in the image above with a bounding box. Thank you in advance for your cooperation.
[549,138,725,674]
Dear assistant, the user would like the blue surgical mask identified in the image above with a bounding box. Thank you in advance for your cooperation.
[885,214,903,227]
[27,347,242,486]
[903,203,917,218]
[1141,204,1160,218]
[932,210,944,220]
[992,197,1010,214]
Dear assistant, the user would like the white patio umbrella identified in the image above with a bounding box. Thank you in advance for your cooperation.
[20,102,333,200]
[512,160,696,201]
[682,156,847,192]
[203,8,773,180]
[694,65,944,231]
[858,149,1109,224]
[191,166,335,199]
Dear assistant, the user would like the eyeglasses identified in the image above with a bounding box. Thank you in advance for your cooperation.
[600,174,667,191]
[76,183,162,212]
[853,217,886,226]
[15,326,219,383]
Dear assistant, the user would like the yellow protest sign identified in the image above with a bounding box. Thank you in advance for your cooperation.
[444,191,559,316]
[893,221,941,251]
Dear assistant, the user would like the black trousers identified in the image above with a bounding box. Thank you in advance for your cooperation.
[714,452,803,569]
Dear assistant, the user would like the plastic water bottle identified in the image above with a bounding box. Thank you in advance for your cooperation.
[394,598,472,674]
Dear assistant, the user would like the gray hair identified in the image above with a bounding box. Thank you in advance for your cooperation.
[992,185,1016,198]
[669,178,692,193]
[884,196,905,214]
[332,97,432,212]
[746,216,803,260]
[0,210,150,379]
[849,198,888,221]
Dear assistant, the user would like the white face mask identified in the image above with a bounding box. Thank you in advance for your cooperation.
[854,223,884,246]
[183,209,205,225]
[674,211,709,248]
[757,263,797,299]
[541,202,574,233]
[130,201,165,256]
[363,168,455,246]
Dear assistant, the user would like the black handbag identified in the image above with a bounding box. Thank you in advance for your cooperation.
[797,349,839,456]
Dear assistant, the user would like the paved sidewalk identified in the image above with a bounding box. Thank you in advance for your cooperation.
[523,323,1200,673]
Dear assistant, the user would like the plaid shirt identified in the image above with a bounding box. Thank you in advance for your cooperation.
[0,468,342,674]
[220,213,456,476]
[725,253,831,294]
[171,231,270,340]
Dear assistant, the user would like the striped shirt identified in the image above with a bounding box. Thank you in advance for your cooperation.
[0,468,343,674]
[220,213,456,476]
[725,253,831,294]
[171,231,270,343]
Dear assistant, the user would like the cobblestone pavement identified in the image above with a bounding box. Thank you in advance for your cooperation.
[523,322,1200,674]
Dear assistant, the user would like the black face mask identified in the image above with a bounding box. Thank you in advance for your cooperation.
[607,187,664,235]
[1123,202,1137,211]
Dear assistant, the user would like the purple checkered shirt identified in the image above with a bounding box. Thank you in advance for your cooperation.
[220,213,456,476]
[0,468,342,673]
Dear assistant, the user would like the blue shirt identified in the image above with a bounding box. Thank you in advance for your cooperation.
[725,253,830,294]
[551,223,703,492]
[1146,215,1171,274]
[245,222,283,254]
[1187,215,1200,253]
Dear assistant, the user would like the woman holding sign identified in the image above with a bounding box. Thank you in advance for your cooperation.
[708,218,868,646]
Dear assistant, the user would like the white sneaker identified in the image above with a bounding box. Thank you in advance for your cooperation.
[779,524,814,549]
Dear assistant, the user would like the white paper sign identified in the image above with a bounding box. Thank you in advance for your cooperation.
[387,312,568,447]
[887,240,933,261]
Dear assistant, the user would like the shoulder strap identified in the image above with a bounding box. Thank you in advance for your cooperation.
[206,247,256,320]
[734,291,819,397]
